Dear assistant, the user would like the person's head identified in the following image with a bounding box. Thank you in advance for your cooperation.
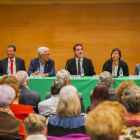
[38,47,50,63]
[57,85,81,117]
[100,101,125,128]
[0,75,20,99]
[122,86,140,113]
[7,45,16,59]
[50,80,65,96]
[116,80,137,103]
[85,101,125,140]
[56,69,71,85]
[73,44,83,59]
[0,84,16,108]
[24,114,47,136]
[99,71,113,87]
[89,83,110,111]
[16,71,28,86]
[111,48,121,62]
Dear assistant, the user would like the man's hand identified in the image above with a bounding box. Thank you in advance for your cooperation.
[33,71,39,75]
[40,73,46,77]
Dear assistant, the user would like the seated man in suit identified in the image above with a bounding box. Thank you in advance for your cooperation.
[102,48,129,76]
[133,63,140,75]
[65,44,96,76]
[27,46,55,77]
[90,71,117,102]
[46,69,85,112]
[0,45,26,76]
[16,70,41,107]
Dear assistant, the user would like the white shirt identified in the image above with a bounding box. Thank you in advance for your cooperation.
[26,134,47,140]
[112,65,118,76]
[75,57,83,75]
[8,57,16,76]
[38,94,60,116]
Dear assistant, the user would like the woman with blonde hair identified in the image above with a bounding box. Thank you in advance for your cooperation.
[24,114,47,140]
[47,85,86,137]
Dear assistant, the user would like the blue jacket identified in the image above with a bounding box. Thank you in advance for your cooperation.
[27,58,55,76]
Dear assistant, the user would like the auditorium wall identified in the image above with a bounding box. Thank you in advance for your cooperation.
[0,4,140,75]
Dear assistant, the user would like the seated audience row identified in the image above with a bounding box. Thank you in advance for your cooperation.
[39,69,85,116]
[0,75,34,122]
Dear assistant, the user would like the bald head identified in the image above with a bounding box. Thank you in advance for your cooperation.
[16,71,28,86]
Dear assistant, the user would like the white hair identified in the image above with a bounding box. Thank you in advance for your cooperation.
[38,47,49,57]
[16,71,28,85]
[99,71,112,87]
[0,84,16,108]
[56,69,70,85]
[60,85,78,95]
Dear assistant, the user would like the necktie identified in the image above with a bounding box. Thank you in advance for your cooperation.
[78,60,81,75]
[10,60,13,75]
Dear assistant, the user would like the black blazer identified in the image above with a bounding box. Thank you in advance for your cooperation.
[102,58,129,76]
[65,57,96,76]
[0,57,26,76]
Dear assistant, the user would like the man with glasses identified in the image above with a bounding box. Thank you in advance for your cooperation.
[27,47,55,77]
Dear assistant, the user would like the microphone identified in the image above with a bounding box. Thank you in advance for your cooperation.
[65,58,75,71]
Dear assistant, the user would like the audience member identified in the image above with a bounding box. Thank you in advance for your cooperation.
[47,85,86,137]
[46,69,85,112]
[85,101,125,140]
[24,114,47,140]
[116,80,137,103]
[134,63,140,75]
[0,45,26,76]
[102,48,129,76]
[0,75,34,122]
[120,86,140,140]
[0,84,26,140]
[16,71,41,107]
[87,83,110,113]
[27,47,55,77]
[65,44,96,76]
[90,71,117,101]
[38,80,65,116]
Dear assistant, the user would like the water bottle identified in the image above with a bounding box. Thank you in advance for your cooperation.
[81,67,84,78]
[139,70,140,76]
[119,67,123,78]
[37,67,40,72]
[8,67,11,75]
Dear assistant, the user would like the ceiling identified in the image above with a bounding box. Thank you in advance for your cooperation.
[0,0,140,5]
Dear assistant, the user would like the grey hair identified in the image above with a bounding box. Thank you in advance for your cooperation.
[16,71,28,85]
[0,84,16,108]
[60,85,78,95]
[38,47,49,58]
[122,86,140,113]
[50,80,65,96]
[24,113,46,135]
[56,69,70,85]
[99,71,112,87]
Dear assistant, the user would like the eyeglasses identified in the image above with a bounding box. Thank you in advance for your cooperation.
[96,83,108,86]
[43,53,51,56]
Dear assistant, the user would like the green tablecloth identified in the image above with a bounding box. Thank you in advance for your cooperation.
[27,76,140,110]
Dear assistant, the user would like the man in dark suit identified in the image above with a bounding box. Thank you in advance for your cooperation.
[0,45,26,76]
[65,44,96,76]
[16,71,41,107]
[27,47,55,77]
